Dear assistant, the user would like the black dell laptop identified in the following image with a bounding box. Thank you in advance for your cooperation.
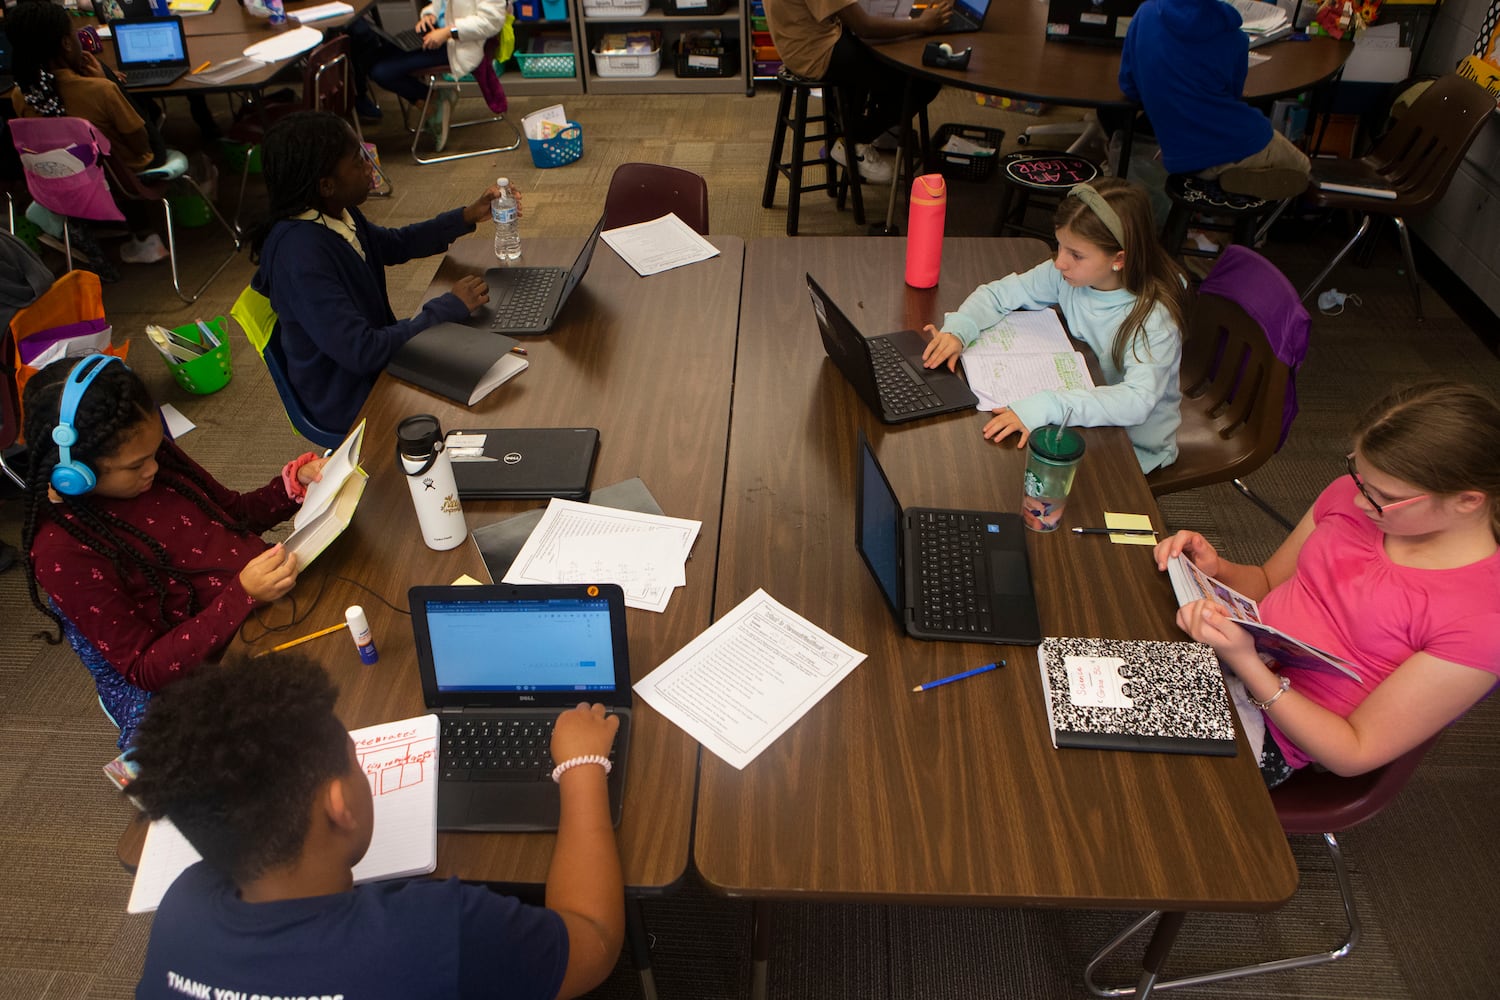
[410,583,633,832]
[806,274,978,424]
[445,426,600,501]
[855,431,1042,645]
[1044,0,1148,44]
[108,17,193,89]
[467,216,605,335]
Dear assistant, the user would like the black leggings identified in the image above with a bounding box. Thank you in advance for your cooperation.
[1259,732,1296,789]
[823,31,940,146]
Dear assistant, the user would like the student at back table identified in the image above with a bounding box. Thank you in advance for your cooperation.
[249,110,502,436]
[129,654,625,999]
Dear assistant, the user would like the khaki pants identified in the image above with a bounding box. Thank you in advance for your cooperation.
[1199,130,1310,181]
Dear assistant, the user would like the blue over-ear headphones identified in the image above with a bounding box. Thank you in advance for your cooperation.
[50,354,125,497]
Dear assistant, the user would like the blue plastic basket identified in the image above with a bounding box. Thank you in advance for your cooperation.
[527,121,584,169]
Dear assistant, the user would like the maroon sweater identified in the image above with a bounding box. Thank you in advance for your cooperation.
[31,442,299,691]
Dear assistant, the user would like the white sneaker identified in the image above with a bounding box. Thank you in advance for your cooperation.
[120,233,169,264]
[869,126,901,152]
[426,87,456,153]
[830,139,894,185]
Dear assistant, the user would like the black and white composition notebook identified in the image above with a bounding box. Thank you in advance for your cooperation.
[1039,637,1238,756]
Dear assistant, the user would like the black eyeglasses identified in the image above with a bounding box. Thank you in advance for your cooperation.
[1345,454,1428,516]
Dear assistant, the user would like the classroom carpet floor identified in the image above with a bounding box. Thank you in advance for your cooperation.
[1,85,1497,999]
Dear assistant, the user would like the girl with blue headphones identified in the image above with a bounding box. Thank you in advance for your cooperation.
[19,356,328,748]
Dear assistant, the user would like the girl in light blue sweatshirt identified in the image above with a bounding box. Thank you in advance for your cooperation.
[923,178,1189,473]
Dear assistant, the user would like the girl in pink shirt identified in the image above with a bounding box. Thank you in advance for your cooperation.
[1155,382,1500,786]
[20,357,327,748]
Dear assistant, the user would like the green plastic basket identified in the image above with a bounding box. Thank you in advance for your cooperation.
[515,50,576,78]
[166,317,233,395]
[221,141,263,174]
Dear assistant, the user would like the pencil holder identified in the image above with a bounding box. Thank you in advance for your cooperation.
[166,316,233,395]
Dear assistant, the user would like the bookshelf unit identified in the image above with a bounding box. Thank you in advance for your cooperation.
[577,0,748,95]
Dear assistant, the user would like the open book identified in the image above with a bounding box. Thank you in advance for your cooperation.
[284,419,368,568]
[1166,554,1363,683]
[959,309,1094,412]
[127,714,439,913]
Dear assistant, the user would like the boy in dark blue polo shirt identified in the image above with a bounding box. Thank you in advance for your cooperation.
[129,655,623,1000]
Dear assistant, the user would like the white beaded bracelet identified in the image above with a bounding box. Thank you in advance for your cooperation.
[1250,675,1292,712]
[551,755,612,784]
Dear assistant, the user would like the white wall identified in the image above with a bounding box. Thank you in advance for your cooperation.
[1414,0,1500,315]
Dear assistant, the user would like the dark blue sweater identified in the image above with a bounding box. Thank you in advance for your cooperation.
[1118,0,1273,175]
[252,207,475,435]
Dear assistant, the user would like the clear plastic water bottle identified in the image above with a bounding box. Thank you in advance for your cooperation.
[492,178,521,262]
[266,0,286,25]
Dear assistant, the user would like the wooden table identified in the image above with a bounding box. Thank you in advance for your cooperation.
[695,238,1297,993]
[258,233,744,893]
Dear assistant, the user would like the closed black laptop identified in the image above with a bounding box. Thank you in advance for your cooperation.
[1044,0,1147,44]
[108,17,192,89]
[806,274,978,424]
[410,583,633,832]
[466,217,605,335]
[855,431,1042,645]
[446,427,600,500]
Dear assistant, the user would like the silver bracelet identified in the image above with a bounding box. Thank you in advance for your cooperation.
[550,755,611,783]
[1250,675,1292,711]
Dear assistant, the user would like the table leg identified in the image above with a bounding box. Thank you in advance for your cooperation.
[1134,910,1186,1000]
[878,77,920,236]
[751,900,773,1000]
[1115,111,1137,180]
[626,897,659,1000]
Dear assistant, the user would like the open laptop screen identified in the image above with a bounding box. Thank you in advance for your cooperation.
[956,0,990,25]
[426,596,619,692]
[112,19,187,66]
[855,436,904,616]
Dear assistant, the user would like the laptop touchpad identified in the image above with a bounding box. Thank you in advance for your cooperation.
[989,550,1032,595]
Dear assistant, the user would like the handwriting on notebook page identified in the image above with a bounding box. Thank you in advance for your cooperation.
[357,727,437,797]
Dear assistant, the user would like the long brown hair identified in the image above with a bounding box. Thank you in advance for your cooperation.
[1053,177,1188,371]
[1355,381,1500,540]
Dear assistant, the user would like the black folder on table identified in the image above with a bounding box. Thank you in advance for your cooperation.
[1039,637,1238,756]
[445,427,599,501]
[388,323,527,406]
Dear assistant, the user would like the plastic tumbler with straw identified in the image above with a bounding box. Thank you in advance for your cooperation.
[1021,415,1085,532]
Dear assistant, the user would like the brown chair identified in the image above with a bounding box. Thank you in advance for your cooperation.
[1146,291,1290,500]
[1085,736,1441,996]
[603,163,709,234]
[1299,73,1495,321]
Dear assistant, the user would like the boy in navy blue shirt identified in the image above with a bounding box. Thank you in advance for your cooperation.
[1119,0,1309,200]
[129,655,623,1000]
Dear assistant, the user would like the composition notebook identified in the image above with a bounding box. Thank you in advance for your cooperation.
[127,715,439,913]
[1039,637,1238,756]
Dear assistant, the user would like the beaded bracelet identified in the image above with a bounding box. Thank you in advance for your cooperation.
[551,755,612,784]
[1250,675,1292,711]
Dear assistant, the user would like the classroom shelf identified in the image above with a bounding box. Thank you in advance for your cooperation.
[577,0,749,95]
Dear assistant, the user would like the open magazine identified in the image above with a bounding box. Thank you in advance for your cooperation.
[1165,554,1363,684]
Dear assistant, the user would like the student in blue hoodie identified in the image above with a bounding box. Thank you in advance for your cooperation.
[1119,0,1309,201]
[249,111,501,435]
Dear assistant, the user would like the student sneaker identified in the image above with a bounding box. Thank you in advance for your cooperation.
[425,88,456,153]
[829,139,894,185]
[1217,166,1309,201]
[121,233,169,264]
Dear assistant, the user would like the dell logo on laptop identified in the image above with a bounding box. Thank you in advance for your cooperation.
[503,451,523,465]
[518,694,535,701]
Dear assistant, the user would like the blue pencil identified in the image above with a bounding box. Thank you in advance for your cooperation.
[911,661,1004,693]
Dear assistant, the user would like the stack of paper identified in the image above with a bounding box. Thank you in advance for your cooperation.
[291,1,355,21]
[502,498,700,613]
[522,104,570,140]
[243,25,323,62]
[1223,0,1288,34]
[602,213,719,277]
[959,309,1095,411]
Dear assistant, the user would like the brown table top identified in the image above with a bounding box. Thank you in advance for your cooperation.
[173,0,368,36]
[692,237,1297,911]
[867,0,1352,107]
[249,234,745,892]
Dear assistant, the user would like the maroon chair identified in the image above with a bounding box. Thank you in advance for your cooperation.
[1,328,23,488]
[1085,735,1441,996]
[603,163,710,235]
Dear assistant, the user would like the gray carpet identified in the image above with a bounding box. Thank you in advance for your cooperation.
[1,87,1497,999]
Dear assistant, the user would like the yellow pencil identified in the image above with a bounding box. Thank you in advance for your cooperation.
[191,60,212,75]
[254,621,345,658]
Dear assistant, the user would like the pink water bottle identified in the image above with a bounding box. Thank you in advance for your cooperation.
[905,173,947,289]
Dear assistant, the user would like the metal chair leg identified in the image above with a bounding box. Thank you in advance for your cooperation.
[1084,832,1360,996]
[1,451,24,489]
[1392,215,1422,321]
[751,900,772,1000]
[407,79,521,165]
[160,176,243,304]
[1300,213,1373,303]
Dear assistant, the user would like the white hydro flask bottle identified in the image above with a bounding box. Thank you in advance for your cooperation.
[397,414,467,551]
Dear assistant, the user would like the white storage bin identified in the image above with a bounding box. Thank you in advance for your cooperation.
[583,0,649,15]
[592,42,663,77]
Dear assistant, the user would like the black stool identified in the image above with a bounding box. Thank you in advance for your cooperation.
[762,68,864,236]
[993,151,1100,240]
[1161,174,1281,260]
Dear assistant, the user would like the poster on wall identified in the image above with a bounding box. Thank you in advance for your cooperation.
[1457,0,1500,108]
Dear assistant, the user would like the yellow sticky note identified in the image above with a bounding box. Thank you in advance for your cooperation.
[1104,511,1158,545]
[451,574,485,586]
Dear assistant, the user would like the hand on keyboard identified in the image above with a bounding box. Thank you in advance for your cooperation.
[552,703,619,764]
[920,325,963,371]
[452,274,490,312]
[982,407,1031,448]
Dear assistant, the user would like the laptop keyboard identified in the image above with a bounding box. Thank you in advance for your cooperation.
[869,337,942,415]
[912,511,994,636]
[440,716,618,781]
[122,67,186,88]
[490,269,560,330]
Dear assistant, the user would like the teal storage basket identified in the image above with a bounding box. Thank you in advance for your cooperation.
[527,122,583,168]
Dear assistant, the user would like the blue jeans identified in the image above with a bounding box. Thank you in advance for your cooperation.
[352,17,451,105]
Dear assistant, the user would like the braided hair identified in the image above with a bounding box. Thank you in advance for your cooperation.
[9,0,73,117]
[247,110,361,262]
[20,358,252,643]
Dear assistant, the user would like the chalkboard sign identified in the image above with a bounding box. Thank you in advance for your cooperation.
[1001,152,1100,191]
